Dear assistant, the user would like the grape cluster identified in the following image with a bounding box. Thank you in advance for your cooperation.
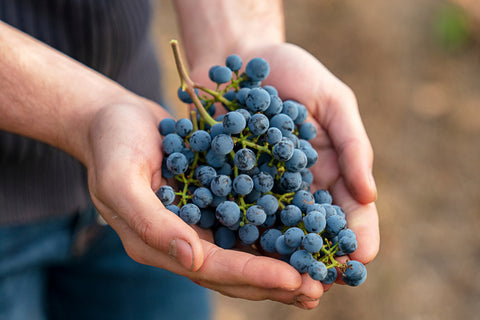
[156,46,367,287]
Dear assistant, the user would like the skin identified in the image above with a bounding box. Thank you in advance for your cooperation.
[0,0,379,311]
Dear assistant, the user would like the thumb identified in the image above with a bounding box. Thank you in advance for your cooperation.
[95,176,205,272]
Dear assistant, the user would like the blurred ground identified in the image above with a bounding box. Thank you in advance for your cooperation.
[152,0,480,319]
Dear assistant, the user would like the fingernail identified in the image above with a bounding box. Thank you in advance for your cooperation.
[294,301,309,310]
[169,238,194,271]
[279,286,298,292]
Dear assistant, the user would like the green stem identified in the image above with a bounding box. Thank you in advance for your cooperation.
[170,40,218,127]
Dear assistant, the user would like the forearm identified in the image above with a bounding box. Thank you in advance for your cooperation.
[0,21,142,165]
[173,0,285,68]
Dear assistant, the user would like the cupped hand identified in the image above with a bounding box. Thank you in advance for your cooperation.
[83,99,323,308]
[189,42,380,296]
[239,42,380,272]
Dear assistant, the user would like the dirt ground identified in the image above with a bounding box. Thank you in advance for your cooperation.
[153,1,480,319]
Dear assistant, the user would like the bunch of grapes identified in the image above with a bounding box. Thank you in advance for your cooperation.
[156,41,367,287]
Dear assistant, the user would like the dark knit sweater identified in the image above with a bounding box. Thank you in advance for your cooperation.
[0,0,163,225]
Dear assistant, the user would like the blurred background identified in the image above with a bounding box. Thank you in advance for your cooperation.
[152,0,480,319]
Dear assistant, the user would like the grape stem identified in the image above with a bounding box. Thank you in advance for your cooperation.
[170,40,218,127]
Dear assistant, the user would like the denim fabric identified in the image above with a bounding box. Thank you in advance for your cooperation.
[0,206,211,320]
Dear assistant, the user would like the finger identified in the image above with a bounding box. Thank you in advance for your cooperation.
[192,241,302,290]
[95,172,205,271]
[320,85,377,204]
[331,177,380,264]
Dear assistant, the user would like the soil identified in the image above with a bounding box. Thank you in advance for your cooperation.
[153,1,480,319]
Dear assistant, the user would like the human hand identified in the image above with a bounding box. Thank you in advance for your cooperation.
[189,42,379,303]
[84,100,323,309]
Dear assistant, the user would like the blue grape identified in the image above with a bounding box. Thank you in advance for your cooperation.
[165,204,180,216]
[212,66,232,84]
[321,267,338,285]
[256,194,279,216]
[260,228,282,253]
[292,190,315,212]
[223,111,246,134]
[179,203,201,225]
[189,130,211,152]
[245,205,267,226]
[243,190,260,206]
[282,100,299,121]
[284,227,305,248]
[217,162,232,176]
[195,166,217,187]
[245,88,271,113]
[210,195,227,208]
[162,133,184,155]
[338,229,357,254]
[177,87,198,104]
[341,260,367,287]
[264,95,283,117]
[215,201,241,227]
[248,113,269,135]
[308,260,328,281]
[332,205,346,218]
[223,90,237,108]
[166,152,189,175]
[300,168,314,185]
[285,149,308,172]
[208,65,220,81]
[306,203,327,216]
[266,127,282,145]
[238,224,259,245]
[272,138,295,161]
[156,186,176,205]
[210,175,232,197]
[322,204,338,219]
[239,79,261,89]
[211,134,234,155]
[206,149,226,168]
[278,171,302,192]
[232,174,254,195]
[261,212,277,228]
[196,208,215,229]
[262,85,278,96]
[214,226,236,249]
[275,235,296,255]
[234,148,256,171]
[280,205,303,227]
[303,210,327,233]
[302,233,323,253]
[301,147,318,168]
[270,114,295,136]
[161,158,175,178]
[245,57,270,81]
[236,108,252,123]
[225,54,242,71]
[192,187,213,208]
[299,122,317,141]
[252,172,274,193]
[209,123,228,139]
[290,250,314,273]
[236,88,251,106]
[181,147,195,165]
[294,103,308,125]
[325,214,347,238]
[259,162,277,178]
[175,118,193,138]
[299,139,312,150]
[159,118,176,136]
[313,189,333,204]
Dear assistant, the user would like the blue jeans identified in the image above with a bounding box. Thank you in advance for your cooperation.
[0,206,211,320]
